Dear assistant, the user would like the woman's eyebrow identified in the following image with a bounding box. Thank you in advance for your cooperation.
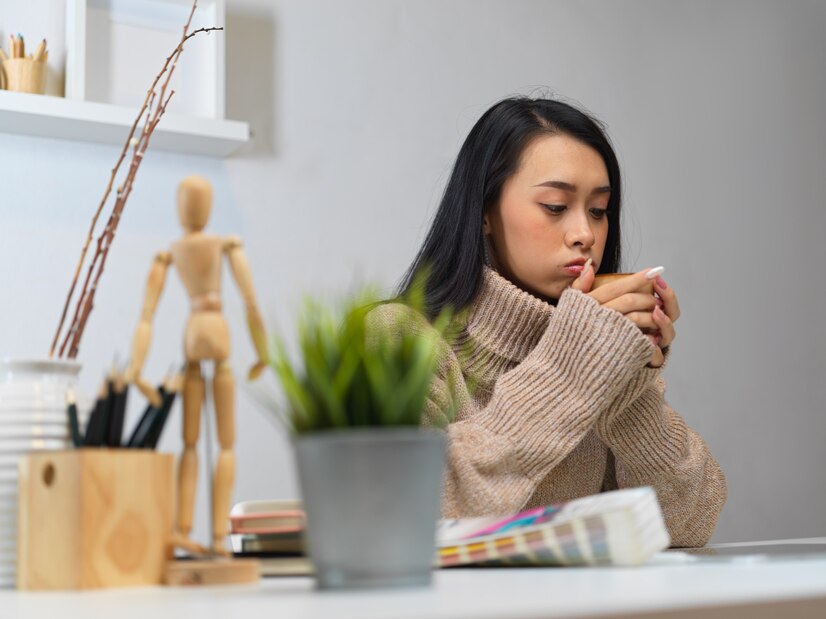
[534,180,611,194]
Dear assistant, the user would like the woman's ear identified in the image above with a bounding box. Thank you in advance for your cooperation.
[482,214,492,234]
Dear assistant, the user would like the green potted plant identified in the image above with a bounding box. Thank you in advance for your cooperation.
[267,277,455,590]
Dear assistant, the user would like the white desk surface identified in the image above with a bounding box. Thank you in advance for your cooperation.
[2,539,826,619]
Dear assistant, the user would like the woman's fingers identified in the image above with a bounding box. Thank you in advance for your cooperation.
[602,293,659,315]
[646,306,675,369]
[570,259,595,293]
[623,311,658,332]
[584,268,676,356]
[653,276,680,322]
[647,344,665,368]
[588,267,663,305]
[653,305,676,347]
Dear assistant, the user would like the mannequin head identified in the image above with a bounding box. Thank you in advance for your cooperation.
[177,175,213,232]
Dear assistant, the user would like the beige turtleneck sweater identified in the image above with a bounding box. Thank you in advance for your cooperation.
[368,267,727,547]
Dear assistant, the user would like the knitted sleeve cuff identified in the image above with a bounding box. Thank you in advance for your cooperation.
[597,376,688,471]
[596,381,729,547]
[605,343,672,417]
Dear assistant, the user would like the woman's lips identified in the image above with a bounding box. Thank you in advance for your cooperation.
[563,265,585,275]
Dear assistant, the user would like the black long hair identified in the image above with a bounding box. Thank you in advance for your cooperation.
[398,96,624,318]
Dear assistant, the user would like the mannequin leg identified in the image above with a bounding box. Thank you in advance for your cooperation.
[177,360,203,540]
[212,359,236,553]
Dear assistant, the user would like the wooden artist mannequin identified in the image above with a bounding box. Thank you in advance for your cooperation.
[127,175,268,556]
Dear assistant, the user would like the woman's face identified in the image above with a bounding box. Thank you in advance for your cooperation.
[484,133,611,303]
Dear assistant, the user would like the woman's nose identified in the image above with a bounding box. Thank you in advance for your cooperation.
[565,214,595,248]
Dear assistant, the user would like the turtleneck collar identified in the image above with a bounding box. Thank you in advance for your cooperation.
[463,267,556,363]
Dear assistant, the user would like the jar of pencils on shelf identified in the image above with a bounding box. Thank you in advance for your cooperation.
[1,58,46,94]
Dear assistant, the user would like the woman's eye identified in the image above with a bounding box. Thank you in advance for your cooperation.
[590,208,610,219]
[540,203,566,214]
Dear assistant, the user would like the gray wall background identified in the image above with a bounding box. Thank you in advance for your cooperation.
[1,0,824,544]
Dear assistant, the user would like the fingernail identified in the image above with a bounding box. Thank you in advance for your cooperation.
[580,258,592,279]
[656,276,668,289]
[654,306,664,318]
[645,266,665,280]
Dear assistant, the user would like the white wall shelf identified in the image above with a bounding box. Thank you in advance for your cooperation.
[0,90,248,156]
[0,0,249,157]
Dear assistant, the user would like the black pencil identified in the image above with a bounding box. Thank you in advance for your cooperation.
[145,372,182,449]
[108,372,129,447]
[126,386,164,448]
[66,387,83,448]
[99,374,116,446]
[83,379,109,447]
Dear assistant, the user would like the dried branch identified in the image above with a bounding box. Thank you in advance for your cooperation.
[51,0,223,358]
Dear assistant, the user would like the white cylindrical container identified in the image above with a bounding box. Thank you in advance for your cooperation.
[0,359,81,588]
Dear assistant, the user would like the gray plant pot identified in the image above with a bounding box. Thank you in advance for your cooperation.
[294,427,446,590]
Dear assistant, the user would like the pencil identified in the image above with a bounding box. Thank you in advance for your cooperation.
[144,372,182,449]
[127,383,169,449]
[97,374,116,446]
[126,396,159,448]
[33,39,46,62]
[66,388,83,448]
[108,371,129,447]
[83,379,109,446]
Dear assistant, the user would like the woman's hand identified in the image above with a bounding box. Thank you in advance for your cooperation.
[571,262,679,368]
[648,275,679,368]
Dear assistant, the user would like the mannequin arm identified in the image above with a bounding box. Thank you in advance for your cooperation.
[225,236,269,379]
[126,251,170,405]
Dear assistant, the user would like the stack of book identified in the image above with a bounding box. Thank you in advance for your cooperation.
[229,500,312,576]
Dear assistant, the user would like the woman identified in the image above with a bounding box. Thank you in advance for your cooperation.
[370,96,726,547]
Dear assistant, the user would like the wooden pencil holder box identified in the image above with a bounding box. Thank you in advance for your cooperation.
[16,449,174,590]
[1,58,47,94]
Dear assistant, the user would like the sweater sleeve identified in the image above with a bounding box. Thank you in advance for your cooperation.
[596,373,728,547]
[369,288,654,518]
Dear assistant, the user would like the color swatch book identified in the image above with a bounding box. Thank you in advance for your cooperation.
[436,487,670,568]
